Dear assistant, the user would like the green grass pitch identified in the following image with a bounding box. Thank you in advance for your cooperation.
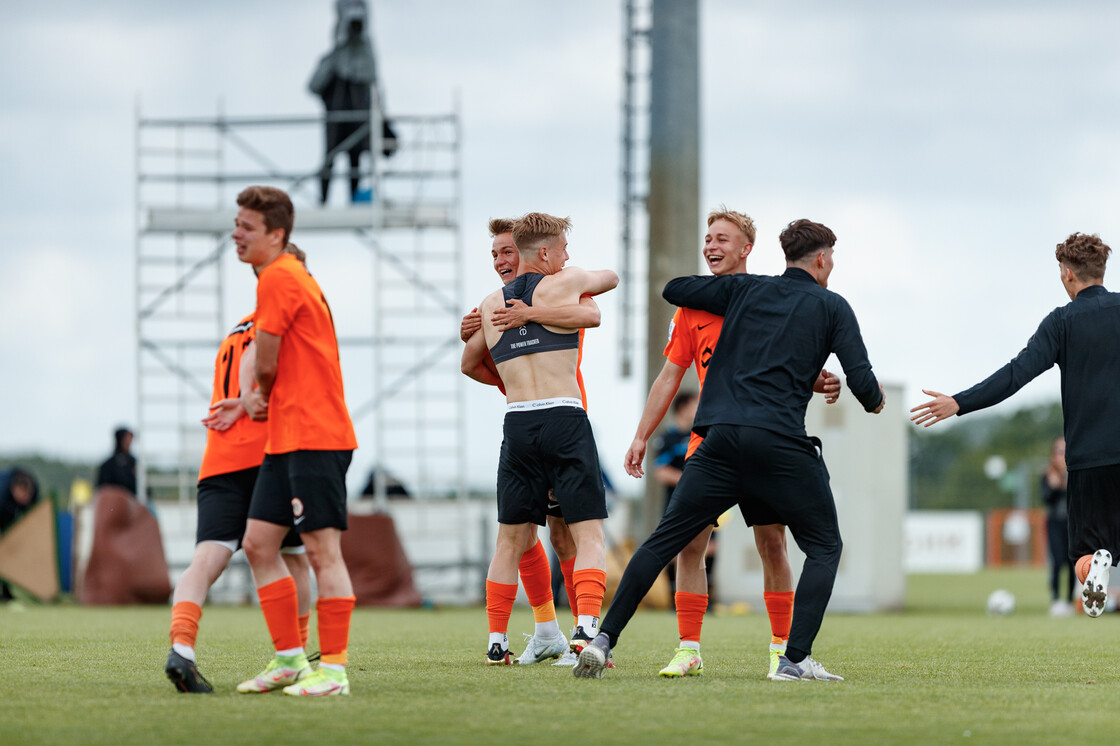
[1,568,1113,745]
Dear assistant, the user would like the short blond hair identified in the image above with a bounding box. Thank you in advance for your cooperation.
[707,205,756,245]
[512,212,572,253]
[488,218,514,237]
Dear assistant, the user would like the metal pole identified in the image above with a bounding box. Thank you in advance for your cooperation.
[619,0,637,379]
[369,82,383,213]
[134,94,147,505]
[642,0,700,534]
[453,91,466,502]
[369,83,386,509]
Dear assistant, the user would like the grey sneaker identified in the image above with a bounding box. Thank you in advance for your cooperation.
[573,633,611,679]
[515,631,568,664]
[770,654,805,682]
[798,656,843,681]
[771,654,843,682]
[1083,549,1112,618]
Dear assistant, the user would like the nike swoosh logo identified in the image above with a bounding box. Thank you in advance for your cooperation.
[698,322,713,330]
[294,516,305,525]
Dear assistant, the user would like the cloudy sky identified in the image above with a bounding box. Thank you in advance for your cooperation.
[3,1,1118,495]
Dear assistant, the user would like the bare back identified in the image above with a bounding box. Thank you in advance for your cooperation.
[480,266,615,403]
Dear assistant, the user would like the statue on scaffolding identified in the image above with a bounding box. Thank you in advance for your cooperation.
[309,0,397,205]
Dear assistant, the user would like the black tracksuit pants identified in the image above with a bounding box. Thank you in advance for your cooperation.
[602,424,842,662]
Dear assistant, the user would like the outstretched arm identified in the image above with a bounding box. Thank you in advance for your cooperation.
[584,269,620,296]
[492,295,601,332]
[951,315,1060,416]
[909,389,958,427]
[663,274,738,317]
[624,360,689,478]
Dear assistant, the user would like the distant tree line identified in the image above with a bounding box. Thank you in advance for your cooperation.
[909,401,1063,511]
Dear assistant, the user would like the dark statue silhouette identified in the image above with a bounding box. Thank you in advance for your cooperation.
[309,0,397,204]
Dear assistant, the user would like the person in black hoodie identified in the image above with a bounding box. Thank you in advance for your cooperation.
[96,427,136,496]
[308,0,397,204]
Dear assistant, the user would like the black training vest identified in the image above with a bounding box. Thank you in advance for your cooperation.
[489,274,580,364]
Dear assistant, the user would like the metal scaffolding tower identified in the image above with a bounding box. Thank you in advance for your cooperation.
[134,103,464,503]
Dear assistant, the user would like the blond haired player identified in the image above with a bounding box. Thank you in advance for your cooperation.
[578,218,883,682]
[461,218,600,665]
[465,212,618,664]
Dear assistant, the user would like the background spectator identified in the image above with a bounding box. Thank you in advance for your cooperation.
[96,427,137,496]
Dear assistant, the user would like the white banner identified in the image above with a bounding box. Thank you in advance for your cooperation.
[904,511,984,574]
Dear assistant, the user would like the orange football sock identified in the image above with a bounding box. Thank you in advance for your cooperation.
[169,601,202,647]
[531,600,558,625]
[675,591,708,644]
[561,557,578,628]
[317,596,355,666]
[486,580,519,635]
[298,613,311,649]
[1076,554,1094,584]
[257,576,301,652]
[573,568,607,620]
[519,540,556,621]
[763,590,794,644]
